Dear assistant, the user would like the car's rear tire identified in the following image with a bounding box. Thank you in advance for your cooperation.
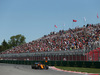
[45,65,49,70]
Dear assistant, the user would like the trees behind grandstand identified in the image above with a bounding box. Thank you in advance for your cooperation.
[8,34,26,47]
[0,34,26,52]
[0,40,9,52]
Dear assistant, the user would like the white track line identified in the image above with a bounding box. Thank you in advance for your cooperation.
[49,66,99,75]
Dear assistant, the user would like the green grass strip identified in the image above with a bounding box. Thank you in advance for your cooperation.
[55,66,100,73]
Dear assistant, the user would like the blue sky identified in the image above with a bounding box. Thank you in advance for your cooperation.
[0,0,100,44]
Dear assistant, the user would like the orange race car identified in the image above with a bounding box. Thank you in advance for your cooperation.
[31,62,49,70]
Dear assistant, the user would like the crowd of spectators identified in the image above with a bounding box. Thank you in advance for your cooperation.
[1,23,100,54]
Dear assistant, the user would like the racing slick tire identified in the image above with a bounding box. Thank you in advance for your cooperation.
[31,65,35,69]
[45,65,49,70]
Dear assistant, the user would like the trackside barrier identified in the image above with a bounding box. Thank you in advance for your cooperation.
[0,60,100,68]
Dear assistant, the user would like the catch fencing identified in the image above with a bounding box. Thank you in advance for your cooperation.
[0,42,100,61]
[0,49,100,61]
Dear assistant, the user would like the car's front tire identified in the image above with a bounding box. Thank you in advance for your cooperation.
[31,65,35,69]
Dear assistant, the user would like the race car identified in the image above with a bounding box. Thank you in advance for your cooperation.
[31,62,49,70]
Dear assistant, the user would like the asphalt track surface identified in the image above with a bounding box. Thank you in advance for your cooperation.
[0,63,86,75]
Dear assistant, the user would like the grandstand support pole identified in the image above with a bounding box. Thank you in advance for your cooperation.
[83,50,85,61]
[88,49,89,61]
[98,50,100,61]
[50,54,51,61]
[80,51,81,61]
[72,52,73,61]
[55,54,57,61]
[98,50,99,61]
[68,52,70,61]
[32,55,33,61]
[40,54,42,61]
[52,54,54,61]
[57,54,59,60]
[34,53,36,61]
[75,52,77,61]
[64,53,66,61]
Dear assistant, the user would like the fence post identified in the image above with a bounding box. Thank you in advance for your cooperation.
[68,52,70,61]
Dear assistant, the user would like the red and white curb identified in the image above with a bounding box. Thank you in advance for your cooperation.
[49,66,99,75]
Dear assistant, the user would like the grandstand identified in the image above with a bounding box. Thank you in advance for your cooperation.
[0,23,100,61]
